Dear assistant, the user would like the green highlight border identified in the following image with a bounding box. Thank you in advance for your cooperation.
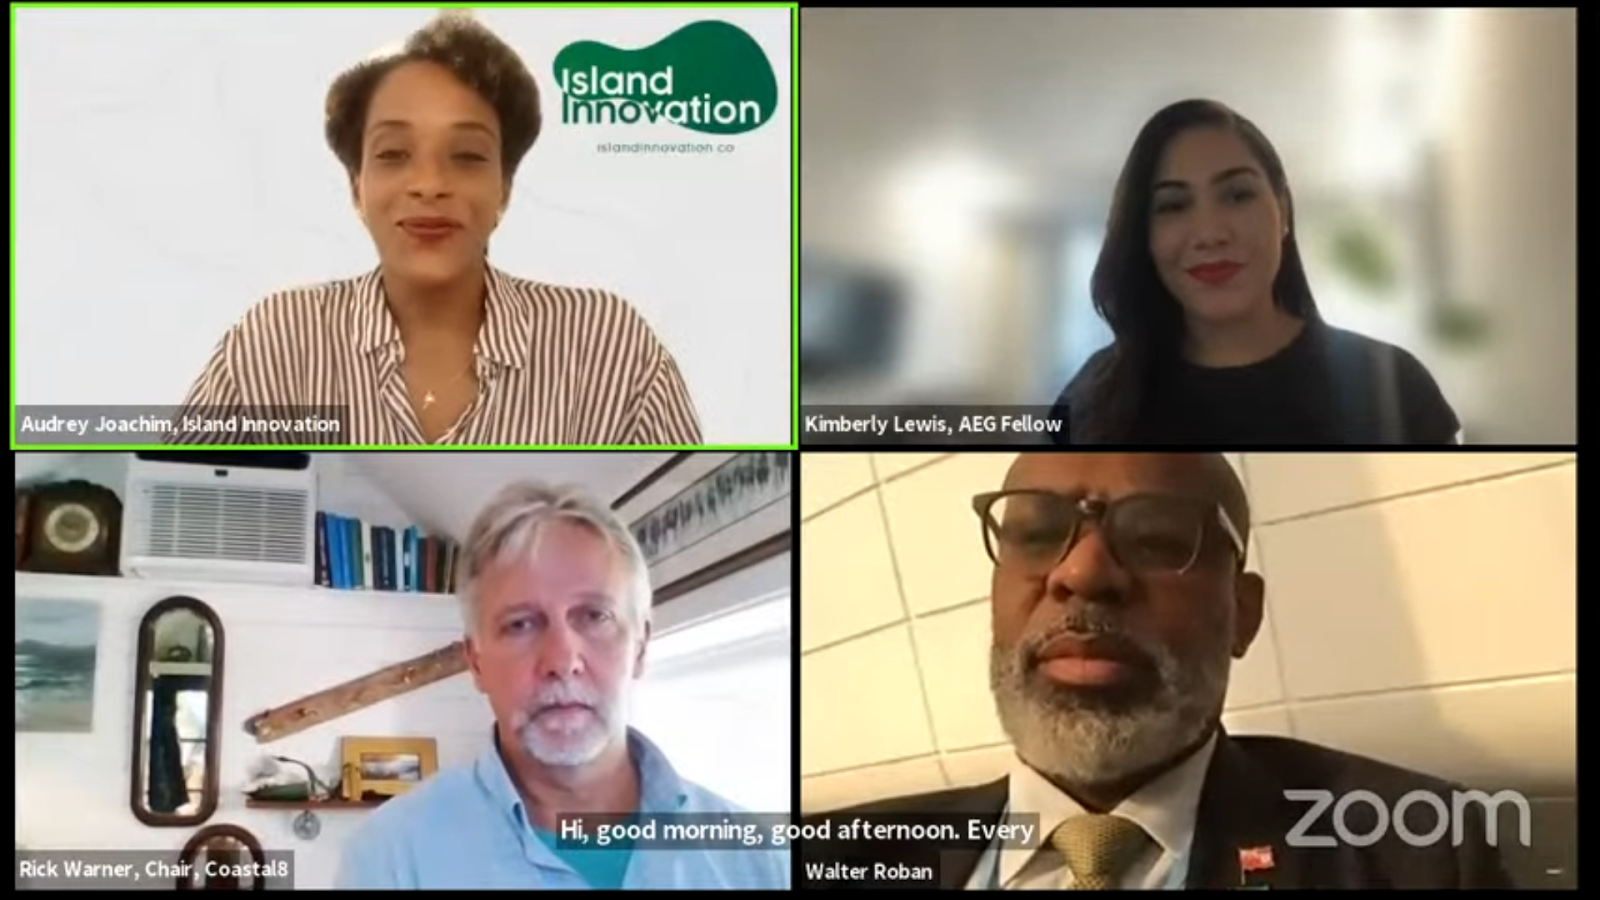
[9,1,800,452]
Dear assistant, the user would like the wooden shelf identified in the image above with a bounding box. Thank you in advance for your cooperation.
[14,571,462,631]
[245,798,387,811]
[14,570,454,601]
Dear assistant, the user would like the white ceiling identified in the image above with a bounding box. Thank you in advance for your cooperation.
[341,453,673,539]
[801,8,1424,231]
[17,452,674,542]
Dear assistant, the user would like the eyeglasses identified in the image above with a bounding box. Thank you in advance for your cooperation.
[971,490,1246,576]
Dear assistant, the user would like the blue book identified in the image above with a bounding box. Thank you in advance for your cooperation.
[378,525,393,591]
[348,517,363,590]
[328,514,344,589]
[401,525,412,592]
[372,525,386,591]
[416,525,428,589]
[337,515,351,590]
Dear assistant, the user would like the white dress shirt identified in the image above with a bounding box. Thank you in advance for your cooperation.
[966,734,1218,889]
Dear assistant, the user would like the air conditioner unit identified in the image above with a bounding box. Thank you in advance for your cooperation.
[120,454,317,587]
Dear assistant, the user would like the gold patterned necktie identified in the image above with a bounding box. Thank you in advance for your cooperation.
[1051,814,1153,890]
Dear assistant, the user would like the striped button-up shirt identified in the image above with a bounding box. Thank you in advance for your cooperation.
[166,265,702,445]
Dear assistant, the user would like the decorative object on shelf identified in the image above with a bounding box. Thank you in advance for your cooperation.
[340,736,439,802]
[243,755,338,841]
[131,596,225,828]
[175,823,269,890]
[616,452,793,603]
[16,597,102,733]
[17,480,123,576]
[242,642,466,743]
[243,755,335,804]
[292,808,322,841]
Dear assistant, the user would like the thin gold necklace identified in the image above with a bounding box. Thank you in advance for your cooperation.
[418,362,475,410]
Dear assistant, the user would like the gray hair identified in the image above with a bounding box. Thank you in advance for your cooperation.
[458,481,652,639]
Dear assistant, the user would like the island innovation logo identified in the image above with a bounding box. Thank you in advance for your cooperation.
[553,20,777,136]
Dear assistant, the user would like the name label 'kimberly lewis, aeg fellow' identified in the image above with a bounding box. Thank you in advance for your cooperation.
[803,412,1066,438]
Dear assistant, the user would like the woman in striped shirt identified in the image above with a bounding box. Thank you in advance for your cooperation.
[169,13,702,446]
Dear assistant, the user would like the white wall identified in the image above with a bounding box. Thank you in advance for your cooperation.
[14,572,479,889]
[798,452,1576,812]
[13,7,793,444]
[1436,9,1576,444]
[635,579,793,814]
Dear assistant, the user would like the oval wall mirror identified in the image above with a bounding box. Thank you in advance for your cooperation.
[130,596,225,827]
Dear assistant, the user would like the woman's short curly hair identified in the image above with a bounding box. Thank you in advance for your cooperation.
[324,12,542,185]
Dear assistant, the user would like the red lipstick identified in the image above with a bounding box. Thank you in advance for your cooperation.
[1186,261,1242,285]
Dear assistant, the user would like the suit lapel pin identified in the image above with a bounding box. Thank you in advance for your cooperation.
[1237,845,1275,888]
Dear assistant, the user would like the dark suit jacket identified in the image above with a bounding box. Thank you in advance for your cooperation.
[797,733,1515,889]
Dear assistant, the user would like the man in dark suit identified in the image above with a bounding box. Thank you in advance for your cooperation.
[798,453,1514,889]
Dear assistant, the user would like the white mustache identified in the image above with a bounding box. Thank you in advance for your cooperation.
[529,681,601,714]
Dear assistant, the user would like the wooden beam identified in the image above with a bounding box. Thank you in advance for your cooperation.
[612,452,691,508]
[655,530,792,605]
[242,642,466,744]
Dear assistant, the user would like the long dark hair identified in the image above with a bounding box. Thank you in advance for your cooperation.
[1076,99,1321,442]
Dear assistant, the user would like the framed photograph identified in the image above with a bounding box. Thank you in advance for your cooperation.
[339,736,438,801]
[616,453,792,599]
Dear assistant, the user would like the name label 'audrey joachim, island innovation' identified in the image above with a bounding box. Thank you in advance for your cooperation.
[18,414,343,437]
[803,413,1065,438]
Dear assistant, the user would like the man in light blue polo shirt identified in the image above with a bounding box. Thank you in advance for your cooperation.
[335,480,791,889]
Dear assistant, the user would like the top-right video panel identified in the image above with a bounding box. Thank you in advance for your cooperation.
[799,8,1576,449]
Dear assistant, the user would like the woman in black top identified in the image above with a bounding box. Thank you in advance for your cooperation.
[1052,99,1459,445]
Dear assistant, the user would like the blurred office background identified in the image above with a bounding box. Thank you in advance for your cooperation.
[800,9,1576,444]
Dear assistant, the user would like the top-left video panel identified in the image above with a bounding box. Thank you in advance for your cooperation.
[13,4,797,450]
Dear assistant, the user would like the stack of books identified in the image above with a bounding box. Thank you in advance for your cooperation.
[314,512,461,594]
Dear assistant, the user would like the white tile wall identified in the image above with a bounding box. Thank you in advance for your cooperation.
[799,452,1577,812]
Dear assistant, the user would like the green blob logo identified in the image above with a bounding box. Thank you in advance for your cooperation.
[553,20,777,135]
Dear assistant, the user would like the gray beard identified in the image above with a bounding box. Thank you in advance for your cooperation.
[989,634,1230,788]
[513,680,630,768]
